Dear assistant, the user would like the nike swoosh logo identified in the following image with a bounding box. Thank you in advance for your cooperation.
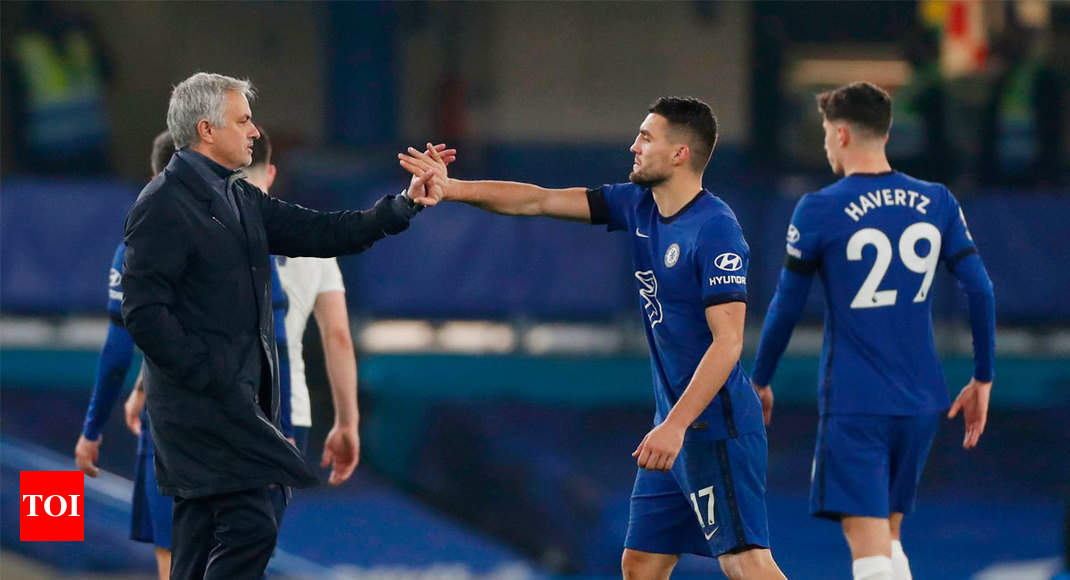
[704,526,719,540]
[635,228,650,239]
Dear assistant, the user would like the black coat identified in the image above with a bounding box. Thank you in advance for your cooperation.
[122,153,415,498]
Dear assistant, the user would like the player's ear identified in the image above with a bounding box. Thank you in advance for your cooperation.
[673,144,691,167]
[838,125,850,148]
[265,164,277,190]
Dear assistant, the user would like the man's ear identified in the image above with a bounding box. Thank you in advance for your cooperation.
[673,144,692,167]
[196,119,215,145]
[838,125,851,148]
[265,164,277,190]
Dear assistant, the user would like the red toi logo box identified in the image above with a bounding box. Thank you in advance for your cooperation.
[20,471,84,541]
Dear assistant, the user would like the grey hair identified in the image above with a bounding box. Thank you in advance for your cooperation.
[166,73,255,148]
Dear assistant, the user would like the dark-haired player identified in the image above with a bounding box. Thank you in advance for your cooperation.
[751,81,996,580]
[399,97,786,580]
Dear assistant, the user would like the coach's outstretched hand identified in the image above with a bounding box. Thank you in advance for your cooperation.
[947,378,992,449]
[321,422,360,486]
[399,142,452,206]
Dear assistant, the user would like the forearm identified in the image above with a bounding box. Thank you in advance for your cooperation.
[751,269,811,386]
[966,289,996,382]
[83,323,135,440]
[264,193,419,258]
[664,336,743,429]
[953,253,996,382]
[322,330,359,427]
[446,179,585,218]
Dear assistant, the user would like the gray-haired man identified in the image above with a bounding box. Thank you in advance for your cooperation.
[121,72,448,578]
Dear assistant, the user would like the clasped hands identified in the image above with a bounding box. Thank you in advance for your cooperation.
[401,143,455,207]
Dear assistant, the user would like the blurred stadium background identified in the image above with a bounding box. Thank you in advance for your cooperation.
[1,1,1068,578]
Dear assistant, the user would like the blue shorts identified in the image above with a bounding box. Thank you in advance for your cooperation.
[810,413,940,521]
[131,452,173,549]
[624,430,771,558]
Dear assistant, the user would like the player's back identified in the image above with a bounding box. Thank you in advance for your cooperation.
[788,171,977,415]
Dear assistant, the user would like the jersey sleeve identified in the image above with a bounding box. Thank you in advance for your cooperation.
[783,194,823,276]
[318,258,346,294]
[696,216,749,306]
[106,243,126,326]
[587,183,637,232]
[939,188,978,271]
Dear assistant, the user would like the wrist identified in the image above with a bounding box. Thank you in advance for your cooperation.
[397,190,424,214]
[443,178,458,201]
[333,416,359,429]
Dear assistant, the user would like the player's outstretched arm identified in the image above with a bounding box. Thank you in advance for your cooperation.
[399,143,592,222]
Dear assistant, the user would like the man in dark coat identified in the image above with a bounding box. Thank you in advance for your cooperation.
[121,72,438,579]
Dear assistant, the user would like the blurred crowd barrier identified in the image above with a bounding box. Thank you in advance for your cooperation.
[3,144,1068,324]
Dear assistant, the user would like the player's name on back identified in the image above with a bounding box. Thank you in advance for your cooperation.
[844,189,931,222]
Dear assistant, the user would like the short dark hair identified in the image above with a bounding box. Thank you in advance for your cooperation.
[817,81,892,137]
[648,96,718,171]
[250,124,272,169]
[150,130,176,176]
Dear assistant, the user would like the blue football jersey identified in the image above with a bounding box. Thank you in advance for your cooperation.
[591,184,764,441]
[785,171,978,415]
[107,243,126,326]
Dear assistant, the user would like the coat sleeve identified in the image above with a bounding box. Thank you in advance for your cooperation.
[255,187,420,258]
[121,191,216,392]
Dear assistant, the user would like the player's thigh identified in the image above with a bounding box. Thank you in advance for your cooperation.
[888,412,940,515]
[811,414,891,520]
[625,467,711,558]
[675,432,772,557]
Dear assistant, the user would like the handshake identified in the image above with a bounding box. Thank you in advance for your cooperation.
[400,142,456,208]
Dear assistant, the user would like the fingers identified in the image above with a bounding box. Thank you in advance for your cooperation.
[947,396,962,419]
[76,456,99,478]
[413,168,433,188]
[427,142,444,164]
[321,446,333,469]
[329,456,357,486]
[398,154,430,172]
[406,146,434,165]
[635,443,652,469]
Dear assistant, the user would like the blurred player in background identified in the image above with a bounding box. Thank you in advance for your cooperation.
[750,81,996,580]
[400,97,786,580]
[245,126,362,479]
[75,128,294,579]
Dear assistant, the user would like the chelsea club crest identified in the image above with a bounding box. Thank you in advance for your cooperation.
[664,243,680,268]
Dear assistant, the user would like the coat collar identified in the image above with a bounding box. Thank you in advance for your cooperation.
[164,151,249,243]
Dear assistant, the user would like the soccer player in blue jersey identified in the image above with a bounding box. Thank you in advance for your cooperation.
[399,97,786,580]
[750,82,996,580]
[74,129,293,580]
